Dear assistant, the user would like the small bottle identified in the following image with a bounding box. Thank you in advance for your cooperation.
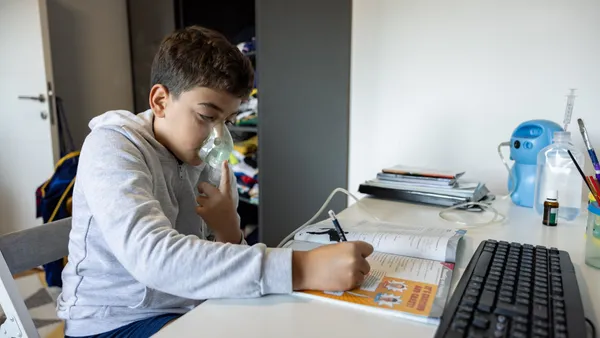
[543,190,559,226]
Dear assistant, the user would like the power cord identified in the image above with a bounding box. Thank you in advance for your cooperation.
[586,317,597,338]
[498,141,517,199]
[437,142,516,227]
[276,188,379,248]
[438,201,506,228]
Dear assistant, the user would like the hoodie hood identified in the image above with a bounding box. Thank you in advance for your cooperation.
[88,109,175,162]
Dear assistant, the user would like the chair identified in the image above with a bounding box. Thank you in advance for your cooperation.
[0,218,71,338]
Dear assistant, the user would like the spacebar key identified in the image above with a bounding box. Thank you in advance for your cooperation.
[474,251,492,277]
[494,302,528,317]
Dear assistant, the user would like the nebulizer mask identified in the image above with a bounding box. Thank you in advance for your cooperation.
[198,122,234,186]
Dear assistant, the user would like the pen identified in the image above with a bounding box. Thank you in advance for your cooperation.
[328,210,348,242]
[577,118,600,181]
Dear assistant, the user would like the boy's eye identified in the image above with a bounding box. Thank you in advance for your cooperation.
[199,114,215,122]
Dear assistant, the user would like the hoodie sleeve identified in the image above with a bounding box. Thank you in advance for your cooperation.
[78,127,292,299]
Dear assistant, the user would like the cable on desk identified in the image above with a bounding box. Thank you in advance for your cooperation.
[586,317,597,338]
[438,201,507,228]
[436,143,515,228]
[276,188,379,248]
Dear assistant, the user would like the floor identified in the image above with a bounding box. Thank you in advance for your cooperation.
[3,269,64,338]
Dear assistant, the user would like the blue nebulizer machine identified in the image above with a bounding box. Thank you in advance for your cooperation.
[499,120,564,207]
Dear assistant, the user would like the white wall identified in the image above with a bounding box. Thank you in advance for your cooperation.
[349,0,600,199]
[47,0,134,150]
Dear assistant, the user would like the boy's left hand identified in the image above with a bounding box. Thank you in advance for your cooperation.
[196,161,242,243]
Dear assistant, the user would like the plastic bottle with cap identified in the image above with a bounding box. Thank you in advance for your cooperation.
[533,131,584,220]
[542,190,559,226]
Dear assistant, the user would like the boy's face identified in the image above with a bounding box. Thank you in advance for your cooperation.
[151,85,241,166]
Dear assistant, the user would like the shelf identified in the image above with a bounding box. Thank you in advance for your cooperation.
[239,196,259,206]
[228,125,257,133]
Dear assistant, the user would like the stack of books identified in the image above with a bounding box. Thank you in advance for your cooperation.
[359,165,491,208]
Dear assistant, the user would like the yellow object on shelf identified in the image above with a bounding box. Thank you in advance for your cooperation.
[234,135,258,155]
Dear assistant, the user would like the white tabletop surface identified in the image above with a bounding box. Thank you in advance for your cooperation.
[155,197,600,338]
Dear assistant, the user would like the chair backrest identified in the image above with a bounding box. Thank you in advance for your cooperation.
[0,218,72,338]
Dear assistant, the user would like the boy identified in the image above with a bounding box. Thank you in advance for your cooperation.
[57,25,373,337]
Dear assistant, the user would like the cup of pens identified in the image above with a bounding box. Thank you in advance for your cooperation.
[585,202,600,269]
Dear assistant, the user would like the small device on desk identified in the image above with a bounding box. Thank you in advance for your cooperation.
[499,120,563,208]
[434,239,587,338]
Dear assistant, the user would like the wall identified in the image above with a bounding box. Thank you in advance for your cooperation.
[257,0,352,246]
[127,0,175,112]
[349,0,600,199]
[47,0,134,149]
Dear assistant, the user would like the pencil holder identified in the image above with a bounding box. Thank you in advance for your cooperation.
[585,202,600,269]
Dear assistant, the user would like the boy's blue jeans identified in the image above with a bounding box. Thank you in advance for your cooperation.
[65,313,181,338]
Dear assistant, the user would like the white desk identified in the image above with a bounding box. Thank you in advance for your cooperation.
[156,197,600,338]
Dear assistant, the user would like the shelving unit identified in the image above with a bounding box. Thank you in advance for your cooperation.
[228,125,258,133]
[170,1,259,244]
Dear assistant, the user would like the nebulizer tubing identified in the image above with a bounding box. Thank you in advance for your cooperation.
[276,188,380,248]
[436,142,515,228]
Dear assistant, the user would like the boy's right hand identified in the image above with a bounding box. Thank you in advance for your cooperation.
[292,241,374,292]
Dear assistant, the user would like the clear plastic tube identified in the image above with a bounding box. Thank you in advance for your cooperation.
[276,188,379,248]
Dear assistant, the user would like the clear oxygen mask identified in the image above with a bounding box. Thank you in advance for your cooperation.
[198,123,234,185]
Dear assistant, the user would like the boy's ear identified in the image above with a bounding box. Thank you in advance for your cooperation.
[149,84,170,117]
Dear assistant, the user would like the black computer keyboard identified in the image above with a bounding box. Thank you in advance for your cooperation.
[434,239,587,338]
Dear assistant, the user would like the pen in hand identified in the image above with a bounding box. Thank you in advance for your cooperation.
[328,210,348,242]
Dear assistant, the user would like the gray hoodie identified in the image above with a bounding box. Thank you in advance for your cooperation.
[57,109,292,336]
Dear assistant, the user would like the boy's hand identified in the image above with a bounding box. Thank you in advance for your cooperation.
[292,241,374,291]
[196,161,242,243]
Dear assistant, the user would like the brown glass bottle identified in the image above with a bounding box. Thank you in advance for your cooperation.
[542,190,559,226]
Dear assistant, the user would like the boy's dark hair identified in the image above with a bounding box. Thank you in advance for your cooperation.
[150,25,254,98]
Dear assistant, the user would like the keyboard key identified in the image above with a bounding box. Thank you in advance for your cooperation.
[461,295,477,306]
[452,319,469,330]
[498,296,512,303]
[466,289,480,297]
[534,320,549,329]
[509,331,527,338]
[533,304,548,320]
[459,304,474,314]
[516,298,529,306]
[533,327,549,336]
[485,284,498,292]
[472,276,484,283]
[477,290,495,312]
[467,329,485,338]
[555,323,567,332]
[472,315,489,329]
[474,251,492,277]
[514,316,528,325]
[455,311,471,321]
[512,323,528,332]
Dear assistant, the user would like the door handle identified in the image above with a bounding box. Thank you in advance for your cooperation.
[18,94,46,103]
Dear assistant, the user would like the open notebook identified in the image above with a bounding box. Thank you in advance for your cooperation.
[283,219,466,324]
